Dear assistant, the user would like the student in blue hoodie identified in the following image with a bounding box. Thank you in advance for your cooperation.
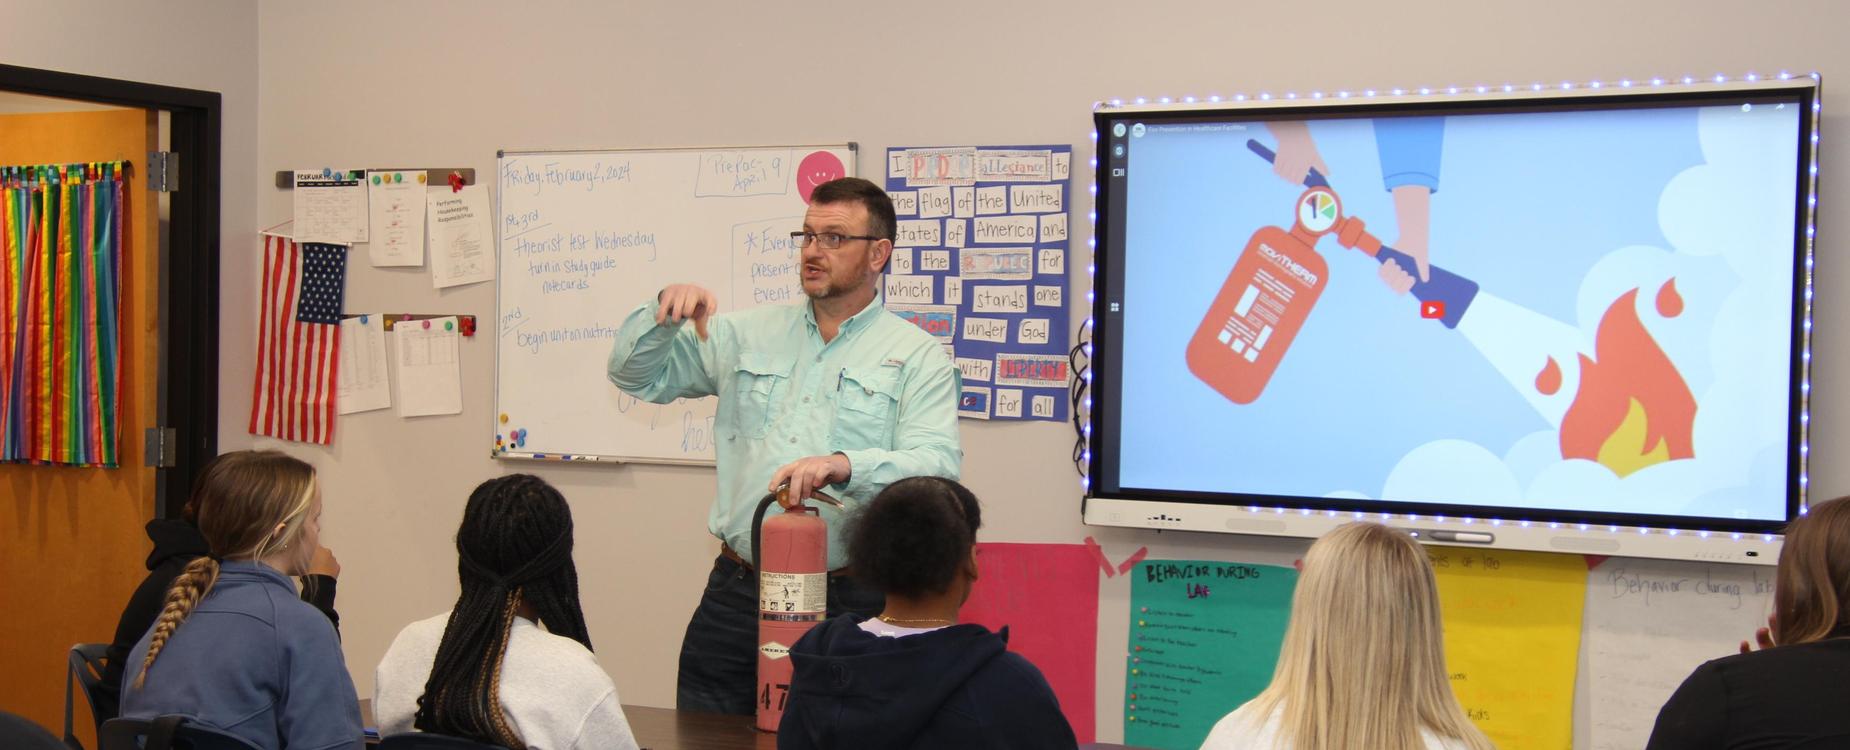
[98,453,343,723]
[778,476,1078,750]
[118,450,363,750]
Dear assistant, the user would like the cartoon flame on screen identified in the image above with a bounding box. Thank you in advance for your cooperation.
[1536,279,1696,478]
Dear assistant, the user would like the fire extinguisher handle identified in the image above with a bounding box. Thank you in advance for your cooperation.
[749,487,848,571]
[1245,139,1331,189]
[1376,246,1480,329]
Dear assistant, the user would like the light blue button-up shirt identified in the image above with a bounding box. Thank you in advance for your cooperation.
[607,295,961,569]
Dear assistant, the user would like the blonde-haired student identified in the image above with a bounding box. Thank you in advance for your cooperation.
[1200,522,1494,750]
[119,450,362,750]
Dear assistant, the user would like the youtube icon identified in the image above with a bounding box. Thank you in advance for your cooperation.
[1421,300,1446,320]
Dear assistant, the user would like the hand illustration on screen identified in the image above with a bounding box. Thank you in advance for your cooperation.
[1264,118,1446,296]
[1379,185,1432,293]
[1375,117,1444,294]
[1264,121,1329,187]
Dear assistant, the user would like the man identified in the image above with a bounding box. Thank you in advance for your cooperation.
[607,177,962,715]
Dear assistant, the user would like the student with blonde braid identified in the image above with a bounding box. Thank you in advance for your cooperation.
[1200,522,1494,750]
[99,451,344,722]
[373,475,638,750]
[119,450,363,750]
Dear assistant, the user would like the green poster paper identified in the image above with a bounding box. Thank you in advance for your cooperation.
[1125,560,1297,750]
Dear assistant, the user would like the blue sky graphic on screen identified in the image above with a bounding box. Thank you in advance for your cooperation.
[1103,99,1803,523]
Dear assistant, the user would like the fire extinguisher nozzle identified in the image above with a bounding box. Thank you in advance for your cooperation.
[805,491,846,511]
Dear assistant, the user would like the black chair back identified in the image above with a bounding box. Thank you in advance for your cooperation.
[98,717,180,750]
[65,642,114,748]
[173,723,266,750]
[379,732,511,750]
[0,710,65,750]
[97,717,263,750]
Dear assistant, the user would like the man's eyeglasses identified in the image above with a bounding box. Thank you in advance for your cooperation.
[791,231,881,250]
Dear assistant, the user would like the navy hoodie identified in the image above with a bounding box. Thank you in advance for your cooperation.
[778,615,1078,750]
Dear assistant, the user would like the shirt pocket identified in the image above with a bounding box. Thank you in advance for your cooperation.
[830,366,901,451]
[732,352,791,439]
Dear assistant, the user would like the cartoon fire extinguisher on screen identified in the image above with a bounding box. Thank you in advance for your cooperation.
[1186,140,1480,404]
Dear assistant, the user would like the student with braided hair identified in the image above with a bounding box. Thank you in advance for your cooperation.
[118,450,363,750]
[373,474,638,750]
[98,451,344,722]
[778,476,1077,749]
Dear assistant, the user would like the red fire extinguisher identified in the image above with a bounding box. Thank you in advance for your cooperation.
[750,485,844,732]
[1187,140,1481,405]
[1185,183,1335,405]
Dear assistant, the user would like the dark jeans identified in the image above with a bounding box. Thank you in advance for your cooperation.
[676,553,885,715]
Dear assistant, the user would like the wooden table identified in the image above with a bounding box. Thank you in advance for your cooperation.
[365,700,1137,749]
[620,707,1138,749]
[364,701,776,749]
[622,705,775,750]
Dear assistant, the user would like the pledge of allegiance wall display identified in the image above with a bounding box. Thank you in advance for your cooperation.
[885,145,1072,422]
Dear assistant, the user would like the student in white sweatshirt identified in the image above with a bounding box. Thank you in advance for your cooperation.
[374,475,637,750]
[1200,522,1494,750]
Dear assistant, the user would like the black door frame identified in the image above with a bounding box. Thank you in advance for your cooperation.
[0,63,221,517]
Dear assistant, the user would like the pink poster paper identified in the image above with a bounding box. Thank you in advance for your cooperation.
[958,542,1100,742]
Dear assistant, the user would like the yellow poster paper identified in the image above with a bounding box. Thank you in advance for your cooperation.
[1431,547,1587,750]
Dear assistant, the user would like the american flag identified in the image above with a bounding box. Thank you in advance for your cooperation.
[249,235,345,444]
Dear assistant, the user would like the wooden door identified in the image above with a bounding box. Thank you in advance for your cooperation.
[0,107,160,742]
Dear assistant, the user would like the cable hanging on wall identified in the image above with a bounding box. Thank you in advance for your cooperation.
[1069,317,1092,478]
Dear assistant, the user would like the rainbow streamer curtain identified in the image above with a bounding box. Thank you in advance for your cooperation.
[0,162,126,467]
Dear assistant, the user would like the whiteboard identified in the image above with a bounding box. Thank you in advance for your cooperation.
[493,144,856,464]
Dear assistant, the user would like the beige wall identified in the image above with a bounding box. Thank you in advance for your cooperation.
[249,3,1850,745]
[12,0,1820,745]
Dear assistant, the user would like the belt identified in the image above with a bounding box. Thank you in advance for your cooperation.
[721,542,852,577]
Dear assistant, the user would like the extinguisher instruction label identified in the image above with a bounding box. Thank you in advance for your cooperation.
[1218,259,1292,364]
[1186,227,1329,405]
[760,571,826,615]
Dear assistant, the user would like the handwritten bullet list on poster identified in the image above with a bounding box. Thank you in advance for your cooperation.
[885,146,1072,422]
[1124,560,1296,750]
[1429,548,1587,750]
[1581,558,1774,749]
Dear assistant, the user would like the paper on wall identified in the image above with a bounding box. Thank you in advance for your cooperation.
[366,171,427,266]
[392,316,463,417]
[293,169,369,244]
[337,315,391,414]
[428,185,494,288]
